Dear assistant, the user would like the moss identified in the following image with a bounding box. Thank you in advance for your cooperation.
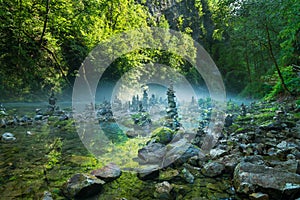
[100,172,154,199]
[151,127,175,144]
[66,155,98,168]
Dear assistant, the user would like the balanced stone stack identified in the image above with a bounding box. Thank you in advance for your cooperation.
[164,84,180,131]
[142,89,149,111]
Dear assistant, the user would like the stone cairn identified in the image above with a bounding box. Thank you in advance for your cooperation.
[142,89,149,111]
[47,91,58,112]
[164,84,180,130]
[149,94,157,107]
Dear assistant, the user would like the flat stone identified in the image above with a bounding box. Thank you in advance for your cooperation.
[202,161,225,177]
[233,161,300,199]
[137,165,160,180]
[210,148,227,159]
[1,132,16,142]
[249,192,269,200]
[91,163,121,182]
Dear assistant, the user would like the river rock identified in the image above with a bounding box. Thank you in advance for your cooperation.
[137,165,160,180]
[1,132,16,142]
[181,168,194,183]
[233,160,300,199]
[151,127,174,144]
[62,173,105,199]
[126,130,138,138]
[210,148,227,159]
[202,161,225,177]
[91,163,121,182]
[249,192,269,200]
[0,119,6,128]
[137,142,166,165]
[42,191,53,200]
[277,141,288,149]
[218,153,241,175]
[164,138,203,166]
[154,181,173,199]
[159,168,180,181]
[34,114,43,121]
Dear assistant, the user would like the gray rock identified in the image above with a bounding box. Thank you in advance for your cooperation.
[159,168,180,181]
[137,142,166,165]
[125,130,138,138]
[202,161,225,177]
[233,161,300,199]
[62,173,105,199]
[249,192,269,200]
[210,148,227,159]
[154,181,173,199]
[218,153,241,175]
[137,165,160,180]
[42,191,53,200]
[91,163,121,182]
[277,141,287,149]
[1,132,16,141]
[34,114,43,121]
[165,139,203,165]
[181,168,194,183]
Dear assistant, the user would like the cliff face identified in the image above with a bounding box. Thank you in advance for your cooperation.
[137,0,215,49]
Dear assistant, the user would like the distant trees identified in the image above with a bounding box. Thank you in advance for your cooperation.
[208,0,300,98]
[0,0,150,101]
[0,0,299,101]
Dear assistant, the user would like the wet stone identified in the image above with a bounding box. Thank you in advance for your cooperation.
[159,168,180,181]
[1,132,16,142]
[233,161,300,199]
[210,148,227,159]
[42,191,53,200]
[91,162,121,182]
[137,165,160,180]
[181,168,194,184]
[154,181,173,200]
[202,161,225,177]
[249,192,269,200]
[62,173,105,199]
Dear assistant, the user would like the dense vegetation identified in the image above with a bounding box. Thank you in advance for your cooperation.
[0,0,299,101]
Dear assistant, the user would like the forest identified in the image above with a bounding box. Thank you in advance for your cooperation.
[0,0,299,101]
[0,0,300,200]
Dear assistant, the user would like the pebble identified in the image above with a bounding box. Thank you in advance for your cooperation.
[1,132,16,141]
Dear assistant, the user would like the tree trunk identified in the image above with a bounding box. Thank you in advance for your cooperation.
[40,0,50,45]
[265,24,292,95]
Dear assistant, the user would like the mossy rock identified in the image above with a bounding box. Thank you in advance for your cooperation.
[66,155,98,168]
[151,127,175,144]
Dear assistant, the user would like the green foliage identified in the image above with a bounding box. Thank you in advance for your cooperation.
[45,137,63,169]
[265,66,300,100]
[239,82,272,99]
[0,0,299,100]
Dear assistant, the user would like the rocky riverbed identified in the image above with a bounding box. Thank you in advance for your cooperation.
[0,99,299,200]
